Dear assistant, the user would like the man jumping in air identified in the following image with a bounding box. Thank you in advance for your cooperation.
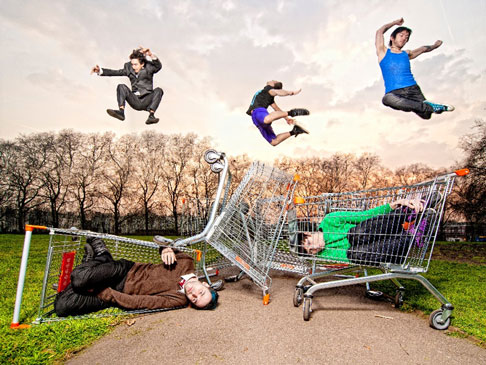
[247,80,310,146]
[91,47,163,125]
[376,18,454,119]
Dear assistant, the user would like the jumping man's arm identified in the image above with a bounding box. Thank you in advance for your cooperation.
[407,40,443,60]
[269,88,302,97]
[376,18,404,61]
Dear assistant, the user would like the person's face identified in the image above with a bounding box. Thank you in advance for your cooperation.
[391,30,410,49]
[130,59,143,73]
[302,232,325,255]
[184,277,212,308]
[266,80,278,87]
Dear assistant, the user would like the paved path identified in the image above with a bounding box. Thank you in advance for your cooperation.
[66,271,485,364]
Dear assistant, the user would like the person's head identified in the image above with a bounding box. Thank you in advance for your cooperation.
[298,231,325,255]
[266,80,283,89]
[129,49,145,73]
[184,277,219,310]
[389,26,412,49]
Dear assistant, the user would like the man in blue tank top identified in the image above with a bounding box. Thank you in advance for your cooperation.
[376,18,454,119]
[246,80,310,146]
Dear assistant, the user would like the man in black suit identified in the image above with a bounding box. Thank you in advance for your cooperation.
[91,47,163,125]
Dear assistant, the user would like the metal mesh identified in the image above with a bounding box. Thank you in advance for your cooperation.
[206,162,298,291]
[287,173,456,272]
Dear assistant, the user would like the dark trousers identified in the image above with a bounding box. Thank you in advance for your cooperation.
[54,253,134,317]
[117,84,164,113]
[382,84,433,120]
[347,210,411,265]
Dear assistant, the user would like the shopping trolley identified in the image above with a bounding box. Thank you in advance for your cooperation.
[11,226,227,326]
[290,169,469,330]
[11,149,232,326]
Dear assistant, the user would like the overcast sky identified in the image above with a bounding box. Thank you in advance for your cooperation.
[1,0,485,169]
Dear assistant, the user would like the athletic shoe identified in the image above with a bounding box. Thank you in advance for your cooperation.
[210,280,225,291]
[106,109,125,121]
[145,114,159,125]
[288,108,310,117]
[86,236,108,256]
[81,243,94,263]
[291,123,309,137]
[423,101,455,114]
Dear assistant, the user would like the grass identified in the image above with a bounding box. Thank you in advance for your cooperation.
[1,235,485,364]
[0,234,155,364]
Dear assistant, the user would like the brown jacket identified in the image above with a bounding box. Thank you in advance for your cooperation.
[97,252,194,310]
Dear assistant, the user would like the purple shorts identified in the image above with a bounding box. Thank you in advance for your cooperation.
[251,108,276,144]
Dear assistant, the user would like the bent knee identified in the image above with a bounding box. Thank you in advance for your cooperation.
[153,87,164,96]
[117,84,130,91]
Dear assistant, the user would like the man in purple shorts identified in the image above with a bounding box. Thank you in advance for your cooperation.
[246,80,310,146]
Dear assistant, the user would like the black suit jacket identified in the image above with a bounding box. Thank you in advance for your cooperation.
[101,58,162,97]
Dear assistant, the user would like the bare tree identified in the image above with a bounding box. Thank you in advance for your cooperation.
[72,132,112,229]
[450,120,486,239]
[353,153,382,190]
[0,141,15,229]
[7,135,48,231]
[133,131,168,234]
[100,134,136,234]
[319,153,356,193]
[162,133,197,234]
[37,130,81,227]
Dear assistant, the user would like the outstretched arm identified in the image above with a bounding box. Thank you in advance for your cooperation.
[269,88,301,97]
[407,40,442,60]
[376,18,404,61]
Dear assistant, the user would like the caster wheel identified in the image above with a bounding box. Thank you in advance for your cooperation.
[365,290,384,300]
[293,287,303,307]
[394,291,404,308]
[204,149,220,164]
[303,298,312,321]
[211,162,224,173]
[429,309,451,330]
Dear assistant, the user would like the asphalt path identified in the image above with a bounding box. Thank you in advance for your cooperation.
[66,270,486,364]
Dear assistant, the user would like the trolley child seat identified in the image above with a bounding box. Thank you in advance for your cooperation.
[289,169,469,330]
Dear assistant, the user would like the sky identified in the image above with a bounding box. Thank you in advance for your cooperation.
[0,0,485,169]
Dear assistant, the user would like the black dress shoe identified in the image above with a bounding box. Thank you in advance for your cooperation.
[107,109,125,121]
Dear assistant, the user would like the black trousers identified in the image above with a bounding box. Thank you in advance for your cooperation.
[117,84,164,112]
[382,84,433,120]
[54,253,134,317]
[347,210,411,265]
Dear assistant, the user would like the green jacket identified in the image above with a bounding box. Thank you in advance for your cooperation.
[317,204,393,262]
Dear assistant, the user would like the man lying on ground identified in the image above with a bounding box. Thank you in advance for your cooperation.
[55,237,218,317]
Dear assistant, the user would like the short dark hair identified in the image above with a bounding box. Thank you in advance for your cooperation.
[389,26,412,47]
[273,81,283,90]
[129,49,145,65]
[194,288,219,310]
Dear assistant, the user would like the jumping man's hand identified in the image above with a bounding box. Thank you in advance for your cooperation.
[91,65,100,74]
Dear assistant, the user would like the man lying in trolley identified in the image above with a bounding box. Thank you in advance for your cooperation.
[54,237,219,317]
[293,196,440,265]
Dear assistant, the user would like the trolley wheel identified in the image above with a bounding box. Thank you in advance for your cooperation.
[204,149,220,164]
[303,298,312,321]
[365,290,383,300]
[293,287,304,307]
[210,162,224,173]
[394,290,404,308]
[429,309,451,330]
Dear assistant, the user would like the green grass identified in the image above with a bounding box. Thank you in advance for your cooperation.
[367,245,486,346]
[1,236,485,364]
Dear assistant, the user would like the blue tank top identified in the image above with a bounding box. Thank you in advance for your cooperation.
[379,49,417,93]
